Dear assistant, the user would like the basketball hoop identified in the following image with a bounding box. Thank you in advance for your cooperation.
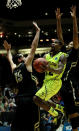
[6,0,22,9]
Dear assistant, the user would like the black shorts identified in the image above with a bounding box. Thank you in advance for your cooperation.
[12,95,39,131]
[60,81,79,129]
[70,116,79,129]
[60,81,76,116]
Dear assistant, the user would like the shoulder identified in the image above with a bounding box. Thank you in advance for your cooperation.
[68,47,79,59]
[60,54,66,60]
[59,54,67,64]
[43,53,49,58]
[72,47,79,53]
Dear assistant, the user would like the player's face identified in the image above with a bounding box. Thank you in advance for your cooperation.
[20,55,25,62]
[18,55,25,63]
[51,42,61,52]
[66,41,73,50]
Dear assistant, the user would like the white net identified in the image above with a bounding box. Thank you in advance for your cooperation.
[6,0,22,9]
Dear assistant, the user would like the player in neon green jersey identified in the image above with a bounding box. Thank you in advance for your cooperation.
[33,39,68,117]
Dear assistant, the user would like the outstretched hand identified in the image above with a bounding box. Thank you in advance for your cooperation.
[55,8,63,19]
[3,40,11,50]
[33,21,40,31]
[70,5,76,18]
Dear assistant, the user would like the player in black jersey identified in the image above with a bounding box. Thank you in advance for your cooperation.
[3,22,40,131]
[55,6,79,130]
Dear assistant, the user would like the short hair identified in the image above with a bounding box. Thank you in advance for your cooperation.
[51,39,63,45]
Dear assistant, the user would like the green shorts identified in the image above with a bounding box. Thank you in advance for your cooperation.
[35,79,62,101]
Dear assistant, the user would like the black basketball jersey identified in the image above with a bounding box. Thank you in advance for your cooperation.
[13,63,37,97]
[61,46,79,82]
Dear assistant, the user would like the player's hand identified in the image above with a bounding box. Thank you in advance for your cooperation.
[55,8,63,20]
[40,63,49,72]
[33,21,40,31]
[70,5,76,18]
[3,40,11,50]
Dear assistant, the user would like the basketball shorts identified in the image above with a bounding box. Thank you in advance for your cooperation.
[60,81,76,115]
[35,79,62,101]
[70,116,79,129]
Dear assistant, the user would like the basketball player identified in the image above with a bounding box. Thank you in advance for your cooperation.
[3,22,40,131]
[33,36,68,118]
[55,6,79,131]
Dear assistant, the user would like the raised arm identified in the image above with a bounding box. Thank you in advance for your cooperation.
[25,22,40,66]
[55,8,64,45]
[3,40,16,72]
[70,6,79,49]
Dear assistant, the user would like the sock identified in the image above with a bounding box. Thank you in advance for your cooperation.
[48,107,58,117]
[55,104,64,114]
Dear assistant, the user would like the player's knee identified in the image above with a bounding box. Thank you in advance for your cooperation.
[33,95,38,103]
[33,95,40,104]
[69,113,79,130]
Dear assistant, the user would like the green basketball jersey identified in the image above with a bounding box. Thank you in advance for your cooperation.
[44,52,67,81]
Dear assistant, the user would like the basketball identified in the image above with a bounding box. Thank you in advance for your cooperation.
[33,58,48,73]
